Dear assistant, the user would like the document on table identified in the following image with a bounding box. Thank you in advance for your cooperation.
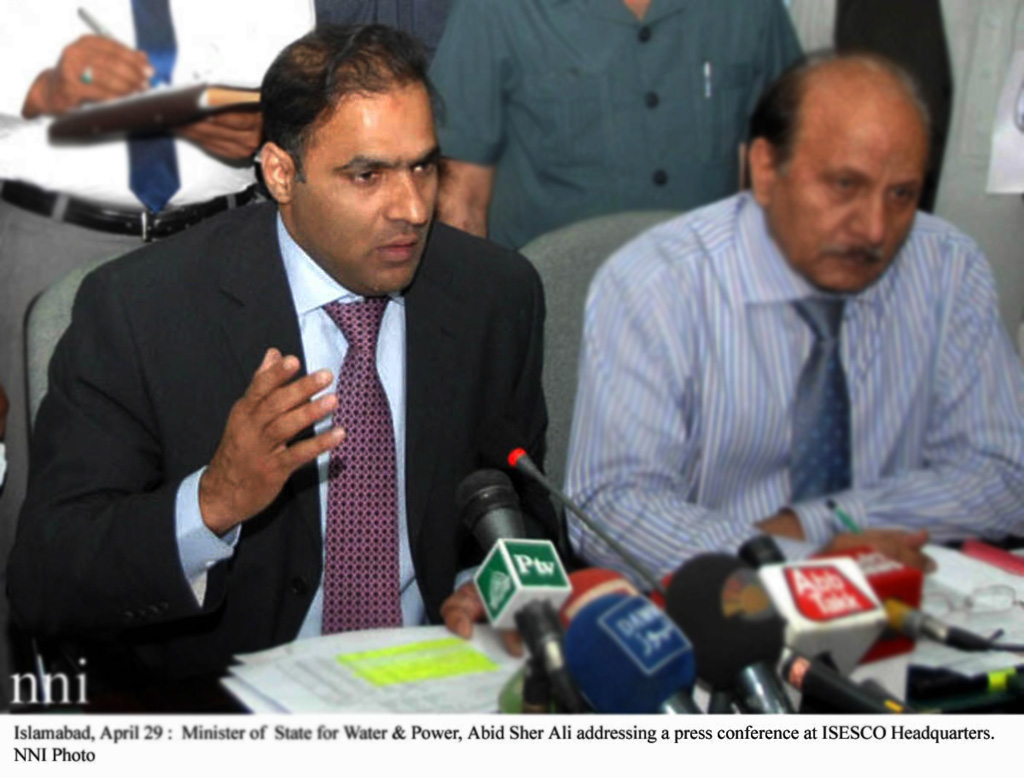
[910,545,1024,676]
[222,625,521,713]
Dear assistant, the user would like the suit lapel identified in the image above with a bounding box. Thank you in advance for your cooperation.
[213,204,322,560]
[404,235,461,551]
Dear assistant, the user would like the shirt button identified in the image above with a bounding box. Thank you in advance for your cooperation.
[290,576,308,596]
[645,91,660,108]
[653,169,668,186]
[638,26,651,42]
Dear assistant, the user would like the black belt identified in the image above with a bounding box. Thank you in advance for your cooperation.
[0,180,258,242]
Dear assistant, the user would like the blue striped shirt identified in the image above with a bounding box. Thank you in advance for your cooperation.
[566,193,1024,579]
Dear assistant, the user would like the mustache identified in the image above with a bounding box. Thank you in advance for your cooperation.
[820,244,885,263]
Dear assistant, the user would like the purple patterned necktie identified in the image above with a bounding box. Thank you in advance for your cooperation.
[321,297,402,633]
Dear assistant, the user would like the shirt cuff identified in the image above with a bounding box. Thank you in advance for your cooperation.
[0,441,6,491]
[175,467,240,594]
[454,565,479,591]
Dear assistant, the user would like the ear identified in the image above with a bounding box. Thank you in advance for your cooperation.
[259,142,298,204]
[748,137,780,208]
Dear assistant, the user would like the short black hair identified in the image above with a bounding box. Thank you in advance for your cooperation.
[261,24,433,178]
[749,50,931,170]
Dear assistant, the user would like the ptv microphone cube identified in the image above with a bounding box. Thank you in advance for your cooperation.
[815,547,924,662]
[758,558,886,676]
[474,539,572,629]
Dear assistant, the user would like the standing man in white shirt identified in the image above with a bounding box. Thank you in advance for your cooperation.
[0,0,314,711]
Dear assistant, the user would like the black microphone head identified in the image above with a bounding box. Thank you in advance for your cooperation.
[665,554,786,689]
[738,535,787,569]
[456,469,526,547]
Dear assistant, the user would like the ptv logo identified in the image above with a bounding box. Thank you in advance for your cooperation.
[513,554,556,577]
[785,565,875,622]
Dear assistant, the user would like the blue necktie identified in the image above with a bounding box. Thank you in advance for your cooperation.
[790,298,852,501]
[128,0,180,212]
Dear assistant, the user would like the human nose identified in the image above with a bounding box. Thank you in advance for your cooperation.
[386,172,431,226]
[852,193,886,247]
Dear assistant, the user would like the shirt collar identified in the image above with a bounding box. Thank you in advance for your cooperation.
[736,192,819,305]
[276,213,405,317]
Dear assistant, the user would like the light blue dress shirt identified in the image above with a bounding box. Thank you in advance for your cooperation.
[567,193,1024,581]
[174,215,426,633]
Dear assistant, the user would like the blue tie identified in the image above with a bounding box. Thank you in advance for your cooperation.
[790,298,852,501]
[128,0,180,212]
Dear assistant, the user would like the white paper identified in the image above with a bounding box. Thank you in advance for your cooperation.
[986,50,1024,192]
[904,545,1024,675]
[223,625,522,713]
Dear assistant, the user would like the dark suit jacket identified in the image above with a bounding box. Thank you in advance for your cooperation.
[8,203,557,681]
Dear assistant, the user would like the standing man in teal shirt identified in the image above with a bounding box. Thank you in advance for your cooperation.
[429,0,803,248]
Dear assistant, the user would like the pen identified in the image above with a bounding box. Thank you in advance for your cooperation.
[78,7,115,39]
[703,61,712,99]
[826,499,861,534]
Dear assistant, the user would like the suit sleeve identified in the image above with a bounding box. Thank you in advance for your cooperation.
[7,268,223,638]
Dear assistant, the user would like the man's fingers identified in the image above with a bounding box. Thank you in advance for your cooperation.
[245,351,300,402]
[76,34,150,65]
[257,347,281,372]
[264,391,337,447]
[277,426,345,475]
[59,36,151,98]
[893,545,936,574]
[441,582,484,640]
[178,117,262,159]
[205,110,262,131]
[259,368,333,420]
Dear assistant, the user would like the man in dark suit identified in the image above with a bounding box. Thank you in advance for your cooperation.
[7,25,556,690]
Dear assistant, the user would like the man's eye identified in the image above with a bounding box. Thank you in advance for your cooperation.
[891,186,917,203]
[354,170,379,183]
[414,160,437,174]
[834,177,854,190]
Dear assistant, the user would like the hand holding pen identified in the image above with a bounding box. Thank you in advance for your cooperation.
[21,9,152,119]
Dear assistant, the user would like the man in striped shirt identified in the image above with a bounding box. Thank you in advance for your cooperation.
[567,53,1024,580]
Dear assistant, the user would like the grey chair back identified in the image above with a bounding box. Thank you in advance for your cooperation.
[25,256,118,428]
[520,210,678,490]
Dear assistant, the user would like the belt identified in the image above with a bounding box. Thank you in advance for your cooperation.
[0,180,258,242]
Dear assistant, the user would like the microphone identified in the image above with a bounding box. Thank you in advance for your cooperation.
[815,546,923,661]
[456,470,572,630]
[559,568,638,628]
[475,415,665,592]
[496,660,555,714]
[505,445,666,595]
[883,599,996,652]
[759,559,887,674]
[817,546,998,653]
[456,469,526,549]
[563,593,702,714]
[457,468,580,712]
[665,554,794,713]
[514,600,588,713]
[738,534,788,569]
[739,536,886,675]
[742,537,907,672]
[738,537,914,713]
[779,652,912,713]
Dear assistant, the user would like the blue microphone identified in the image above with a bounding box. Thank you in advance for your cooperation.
[564,594,701,713]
